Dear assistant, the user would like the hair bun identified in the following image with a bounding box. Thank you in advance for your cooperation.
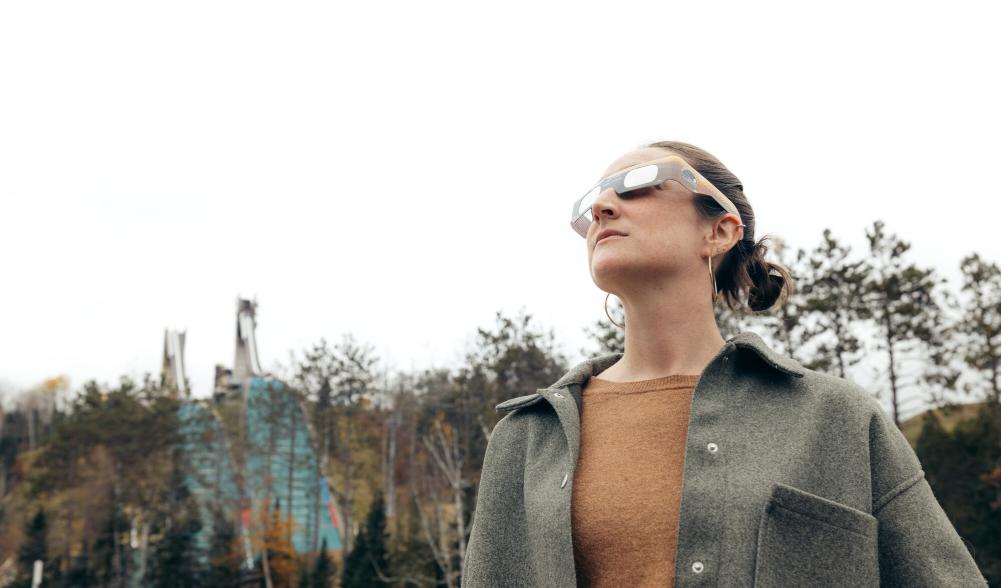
[747,269,785,312]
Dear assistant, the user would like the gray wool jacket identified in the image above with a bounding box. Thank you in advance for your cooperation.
[462,331,988,587]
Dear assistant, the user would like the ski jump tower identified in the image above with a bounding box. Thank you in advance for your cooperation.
[165,297,344,562]
[214,297,344,553]
[161,324,247,567]
[161,329,189,398]
[214,297,265,401]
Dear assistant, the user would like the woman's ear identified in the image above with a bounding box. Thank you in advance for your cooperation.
[712,214,743,252]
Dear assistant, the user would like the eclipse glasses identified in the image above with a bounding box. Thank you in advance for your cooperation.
[570,155,746,239]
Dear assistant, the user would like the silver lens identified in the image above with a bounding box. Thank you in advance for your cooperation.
[622,165,657,188]
[577,185,600,217]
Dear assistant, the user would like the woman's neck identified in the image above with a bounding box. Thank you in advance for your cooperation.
[601,281,726,382]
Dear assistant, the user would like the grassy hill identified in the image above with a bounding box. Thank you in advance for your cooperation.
[899,401,989,445]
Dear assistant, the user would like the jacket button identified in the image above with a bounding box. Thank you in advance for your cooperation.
[554,392,564,398]
[561,473,569,488]
[692,561,704,573]
[707,442,718,453]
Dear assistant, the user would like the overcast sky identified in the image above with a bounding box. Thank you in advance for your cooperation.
[1,1,998,416]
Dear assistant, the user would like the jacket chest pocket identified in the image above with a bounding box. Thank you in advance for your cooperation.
[753,482,878,588]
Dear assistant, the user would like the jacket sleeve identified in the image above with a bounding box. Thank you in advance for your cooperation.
[866,398,988,587]
[462,412,534,588]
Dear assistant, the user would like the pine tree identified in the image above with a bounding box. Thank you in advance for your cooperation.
[149,511,203,587]
[462,309,568,414]
[863,220,958,425]
[390,496,439,587]
[797,229,872,377]
[955,253,1001,407]
[148,452,204,587]
[61,546,96,587]
[310,538,334,588]
[206,507,244,587]
[92,487,130,588]
[915,405,1001,582]
[14,510,48,588]
[341,492,389,587]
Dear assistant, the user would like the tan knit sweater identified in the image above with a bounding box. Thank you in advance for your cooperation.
[571,373,701,588]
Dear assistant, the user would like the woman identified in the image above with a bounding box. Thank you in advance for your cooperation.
[462,141,987,587]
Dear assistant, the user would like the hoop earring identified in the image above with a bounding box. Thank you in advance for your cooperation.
[709,254,718,304]
[604,292,625,330]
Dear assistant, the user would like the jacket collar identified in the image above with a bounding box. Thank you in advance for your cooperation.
[494,331,805,483]
[495,331,805,413]
[543,330,805,392]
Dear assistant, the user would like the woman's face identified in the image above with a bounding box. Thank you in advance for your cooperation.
[587,147,712,292]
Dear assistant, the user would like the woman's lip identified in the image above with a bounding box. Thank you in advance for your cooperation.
[597,234,625,244]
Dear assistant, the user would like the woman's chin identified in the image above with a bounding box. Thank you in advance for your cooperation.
[590,258,635,284]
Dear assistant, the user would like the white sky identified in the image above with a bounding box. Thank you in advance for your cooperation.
[1,1,998,413]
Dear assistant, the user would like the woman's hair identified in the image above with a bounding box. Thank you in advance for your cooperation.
[644,140,794,313]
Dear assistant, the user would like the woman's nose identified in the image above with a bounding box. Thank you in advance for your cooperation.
[591,187,619,221]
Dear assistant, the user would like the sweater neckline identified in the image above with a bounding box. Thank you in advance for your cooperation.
[586,373,701,395]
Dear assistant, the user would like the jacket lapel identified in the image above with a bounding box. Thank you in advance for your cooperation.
[494,353,621,476]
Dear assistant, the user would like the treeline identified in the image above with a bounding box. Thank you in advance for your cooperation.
[1,219,1000,586]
